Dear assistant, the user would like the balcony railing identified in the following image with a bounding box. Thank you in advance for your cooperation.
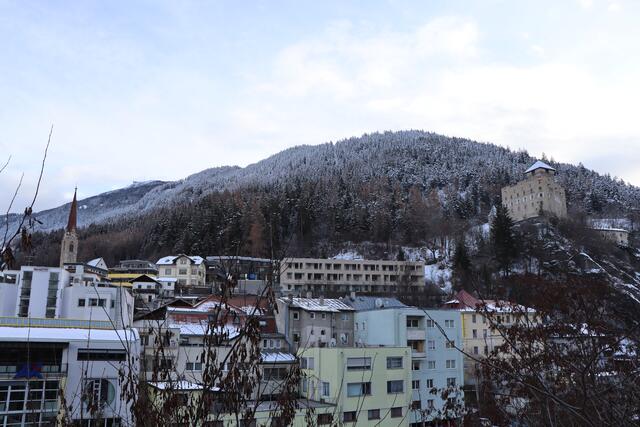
[0,316,113,330]
[0,363,68,379]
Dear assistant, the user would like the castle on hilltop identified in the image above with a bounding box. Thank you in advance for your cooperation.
[501,160,567,222]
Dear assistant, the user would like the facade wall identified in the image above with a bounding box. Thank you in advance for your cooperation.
[299,346,412,426]
[502,169,567,222]
[596,229,629,246]
[15,267,69,318]
[60,284,134,328]
[280,258,424,296]
[354,308,464,423]
[157,255,206,287]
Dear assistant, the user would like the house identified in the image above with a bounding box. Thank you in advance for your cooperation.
[299,346,412,426]
[275,296,355,351]
[156,254,206,288]
[501,160,567,222]
[344,296,465,424]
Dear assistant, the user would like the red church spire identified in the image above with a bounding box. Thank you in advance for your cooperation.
[66,187,77,232]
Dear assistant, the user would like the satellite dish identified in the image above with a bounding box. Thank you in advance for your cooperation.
[330,338,337,347]
[375,298,384,308]
[340,333,347,344]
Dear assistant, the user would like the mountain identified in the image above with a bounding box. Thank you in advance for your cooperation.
[15,130,640,233]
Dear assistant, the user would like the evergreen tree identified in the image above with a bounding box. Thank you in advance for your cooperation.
[452,239,471,290]
[491,204,518,275]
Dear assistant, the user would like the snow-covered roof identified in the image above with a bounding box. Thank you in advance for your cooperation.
[169,323,240,339]
[148,381,220,391]
[260,351,296,363]
[341,296,407,311]
[279,297,354,312]
[156,255,205,265]
[593,227,629,233]
[86,257,106,268]
[0,326,138,343]
[525,160,555,174]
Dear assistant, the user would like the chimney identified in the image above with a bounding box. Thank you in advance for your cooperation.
[306,291,313,299]
[319,296,324,305]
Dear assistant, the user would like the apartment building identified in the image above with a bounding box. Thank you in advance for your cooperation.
[109,259,159,286]
[501,160,567,222]
[0,325,139,426]
[443,290,535,390]
[156,254,206,287]
[280,258,425,296]
[275,297,355,352]
[299,346,412,426]
[346,296,465,424]
[3,265,135,328]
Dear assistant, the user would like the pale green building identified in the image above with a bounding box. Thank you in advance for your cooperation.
[299,346,412,426]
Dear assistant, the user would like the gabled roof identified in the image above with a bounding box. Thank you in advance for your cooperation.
[156,254,205,265]
[87,257,107,269]
[130,274,161,284]
[525,160,556,174]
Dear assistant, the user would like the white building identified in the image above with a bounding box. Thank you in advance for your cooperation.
[156,255,206,287]
[0,325,139,426]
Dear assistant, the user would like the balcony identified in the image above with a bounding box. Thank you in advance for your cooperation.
[0,363,67,379]
[406,329,426,341]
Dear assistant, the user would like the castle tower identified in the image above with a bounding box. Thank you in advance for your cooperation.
[59,188,79,267]
[501,160,567,222]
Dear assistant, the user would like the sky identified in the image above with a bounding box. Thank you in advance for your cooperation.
[1,0,640,212]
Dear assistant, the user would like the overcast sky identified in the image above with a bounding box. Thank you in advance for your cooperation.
[1,0,639,212]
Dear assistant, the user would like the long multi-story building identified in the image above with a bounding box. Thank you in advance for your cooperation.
[346,296,465,425]
[279,258,425,296]
[501,160,567,222]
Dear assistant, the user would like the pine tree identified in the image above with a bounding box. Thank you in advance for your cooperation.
[452,239,471,290]
[491,204,518,275]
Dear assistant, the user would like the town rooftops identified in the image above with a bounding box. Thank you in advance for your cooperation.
[156,254,205,265]
[524,160,556,174]
[341,295,407,311]
[443,290,534,313]
[279,297,354,312]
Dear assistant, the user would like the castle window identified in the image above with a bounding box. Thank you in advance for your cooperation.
[69,243,74,252]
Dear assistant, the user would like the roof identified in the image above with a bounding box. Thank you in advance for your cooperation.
[279,297,354,312]
[260,351,296,363]
[0,326,138,343]
[525,160,556,174]
[156,255,205,265]
[169,322,240,339]
[341,295,407,311]
[66,188,78,232]
[86,257,105,268]
[593,227,629,233]
[443,290,534,313]
[148,381,220,391]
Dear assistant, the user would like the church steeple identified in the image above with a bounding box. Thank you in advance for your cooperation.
[66,187,78,232]
[60,188,79,268]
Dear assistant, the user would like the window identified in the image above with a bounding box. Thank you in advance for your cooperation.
[473,346,479,355]
[321,313,326,319]
[445,319,454,328]
[446,340,455,349]
[446,359,456,369]
[387,380,404,394]
[322,381,330,397]
[78,299,85,307]
[472,314,477,323]
[343,411,357,422]
[406,318,420,328]
[346,357,371,371]
[427,361,436,369]
[301,378,308,394]
[412,380,420,390]
[447,377,457,387]
[178,268,188,275]
[347,382,371,397]
[317,414,333,425]
[412,400,422,410]
[367,409,380,420]
[427,340,435,350]
[426,379,434,389]
[164,268,172,275]
[186,362,203,371]
[426,319,435,328]
[78,349,127,361]
[386,357,403,369]
[484,345,489,355]
[301,357,314,369]
[412,360,420,371]
[483,329,488,338]
[292,312,299,320]
[472,329,478,338]
[310,312,315,319]
[293,333,300,343]
[390,407,402,418]
[427,399,435,409]
[83,379,115,408]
